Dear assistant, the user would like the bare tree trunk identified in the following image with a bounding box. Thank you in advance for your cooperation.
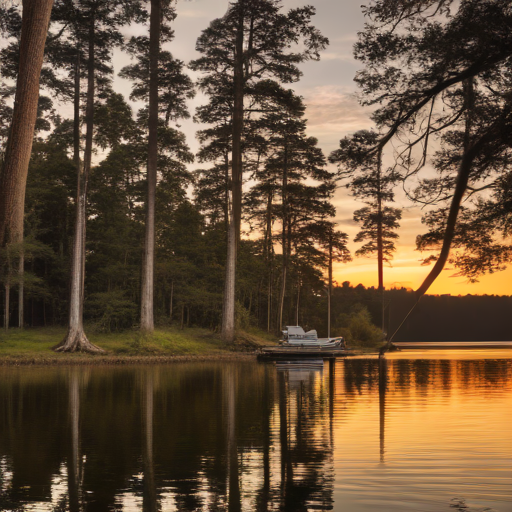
[224,151,230,235]
[56,14,102,353]
[140,0,161,333]
[222,0,244,343]
[328,239,332,338]
[4,280,10,330]
[169,280,174,321]
[73,46,81,173]
[18,253,23,328]
[0,0,53,331]
[222,219,237,341]
[277,144,288,332]
[375,148,385,331]
[295,277,300,326]
[265,185,273,332]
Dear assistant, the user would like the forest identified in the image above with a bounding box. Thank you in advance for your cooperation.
[0,0,511,350]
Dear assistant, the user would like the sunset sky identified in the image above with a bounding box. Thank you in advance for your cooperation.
[114,0,512,296]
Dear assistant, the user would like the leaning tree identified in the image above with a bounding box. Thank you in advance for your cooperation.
[0,0,54,330]
[354,0,512,306]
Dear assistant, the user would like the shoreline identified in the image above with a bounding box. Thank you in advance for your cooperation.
[0,351,259,366]
[0,326,278,365]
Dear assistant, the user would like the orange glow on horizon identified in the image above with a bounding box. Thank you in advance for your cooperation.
[333,255,512,296]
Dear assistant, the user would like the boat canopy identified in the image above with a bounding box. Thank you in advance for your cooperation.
[285,326,318,340]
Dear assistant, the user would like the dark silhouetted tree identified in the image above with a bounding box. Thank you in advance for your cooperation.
[190,0,328,342]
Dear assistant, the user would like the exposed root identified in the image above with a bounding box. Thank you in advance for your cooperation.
[54,328,105,354]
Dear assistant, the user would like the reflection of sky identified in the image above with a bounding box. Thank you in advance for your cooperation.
[333,355,512,512]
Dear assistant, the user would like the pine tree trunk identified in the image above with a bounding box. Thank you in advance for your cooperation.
[277,144,288,332]
[224,151,230,235]
[169,280,174,321]
[18,252,24,328]
[231,4,244,242]
[295,277,300,326]
[328,240,332,338]
[140,0,161,333]
[375,148,385,331]
[222,219,237,341]
[56,14,102,353]
[222,1,244,343]
[0,0,53,331]
[265,185,273,332]
[73,46,81,171]
[4,280,10,330]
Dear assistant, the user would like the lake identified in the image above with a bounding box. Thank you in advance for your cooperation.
[0,351,511,511]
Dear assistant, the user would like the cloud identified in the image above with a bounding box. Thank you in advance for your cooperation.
[301,86,373,150]
[318,52,354,62]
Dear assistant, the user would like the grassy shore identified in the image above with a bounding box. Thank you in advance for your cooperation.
[0,326,278,365]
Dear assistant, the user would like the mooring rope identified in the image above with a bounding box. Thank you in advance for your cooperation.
[387,295,422,345]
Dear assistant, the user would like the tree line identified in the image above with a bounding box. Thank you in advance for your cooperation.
[0,0,510,350]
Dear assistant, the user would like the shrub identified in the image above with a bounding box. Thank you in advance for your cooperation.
[86,290,137,332]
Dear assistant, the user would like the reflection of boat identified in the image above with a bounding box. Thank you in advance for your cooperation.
[276,359,324,387]
[258,326,352,360]
[275,358,324,371]
[282,326,345,349]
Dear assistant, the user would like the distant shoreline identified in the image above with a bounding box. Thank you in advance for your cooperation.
[392,341,512,349]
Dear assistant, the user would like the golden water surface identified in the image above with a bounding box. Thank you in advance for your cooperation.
[0,351,510,511]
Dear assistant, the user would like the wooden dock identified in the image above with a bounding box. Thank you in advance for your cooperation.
[257,345,353,360]
[392,341,512,349]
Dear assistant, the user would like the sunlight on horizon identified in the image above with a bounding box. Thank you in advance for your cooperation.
[333,253,512,296]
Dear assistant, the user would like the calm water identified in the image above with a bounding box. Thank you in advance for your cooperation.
[0,352,511,512]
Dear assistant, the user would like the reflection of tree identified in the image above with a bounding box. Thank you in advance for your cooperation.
[255,371,271,512]
[68,368,84,512]
[225,367,240,512]
[343,359,379,395]
[0,359,511,510]
[278,367,335,511]
[0,370,67,509]
[379,357,387,464]
[142,369,158,512]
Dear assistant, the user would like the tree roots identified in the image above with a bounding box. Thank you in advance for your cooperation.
[54,328,105,353]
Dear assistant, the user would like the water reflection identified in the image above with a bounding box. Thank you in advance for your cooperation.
[0,352,510,511]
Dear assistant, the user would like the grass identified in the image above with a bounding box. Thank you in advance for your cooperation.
[0,325,279,364]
